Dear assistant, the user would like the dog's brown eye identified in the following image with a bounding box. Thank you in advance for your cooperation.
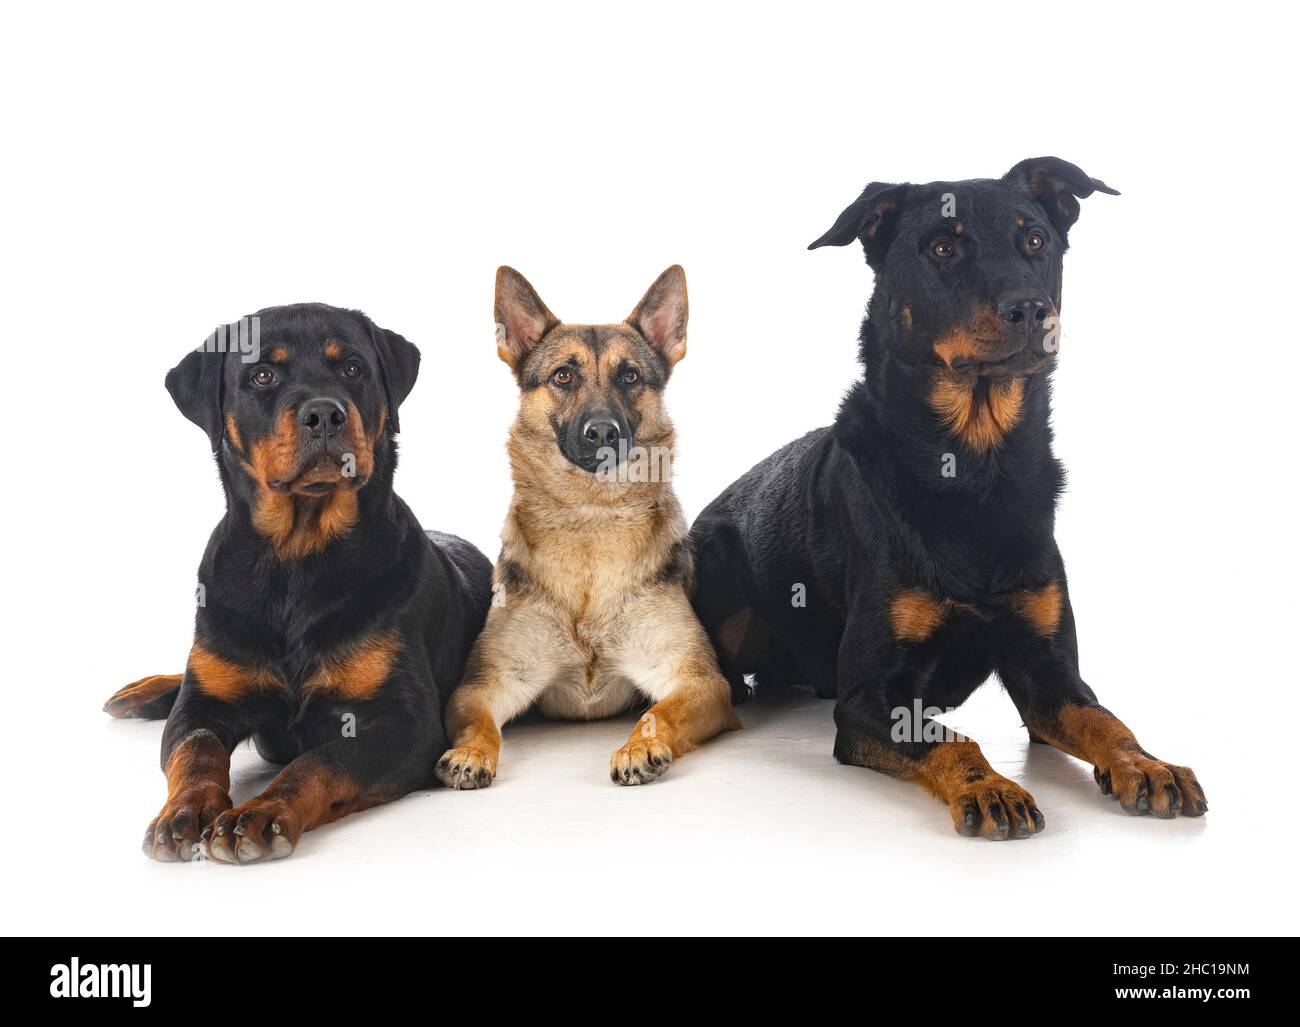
[620,369,639,386]
[552,368,573,386]
[342,359,362,378]
[1026,231,1046,252]
[250,366,276,388]
[931,238,956,259]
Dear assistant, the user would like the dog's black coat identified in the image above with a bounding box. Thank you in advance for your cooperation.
[112,303,491,859]
[689,159,1189,832]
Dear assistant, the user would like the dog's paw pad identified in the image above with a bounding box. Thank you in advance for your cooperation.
[436,747,496,790]
[610,738,673,786]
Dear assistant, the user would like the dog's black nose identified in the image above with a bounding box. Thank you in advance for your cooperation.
[998,295,1052,326]
[298,398,347,438]
[582,418,621,449]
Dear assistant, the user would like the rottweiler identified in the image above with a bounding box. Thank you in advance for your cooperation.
[435,266,739,790]
[103,303,492,862]
[690,158,1207,839]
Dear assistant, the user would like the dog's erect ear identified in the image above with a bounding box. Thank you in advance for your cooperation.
[165,345,226,452]
[1004,157,1119,236]
[809,182,911,267]
[366,318,421,433]
[628,265,689,368]
[495,267,559,372]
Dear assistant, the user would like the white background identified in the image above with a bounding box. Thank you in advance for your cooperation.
[2,1,1295,936]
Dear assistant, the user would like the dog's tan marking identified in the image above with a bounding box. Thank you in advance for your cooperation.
[324,340,342,359]
[900,306,913,330]
[438,685,503,787]
[188,643,282,702]
[225,414,244,453]
[931,307,1006,369]
[914,740,1042,838]
[1024,704,1207,818]
[930,375,1026,453]
[1011,580,1063,636]
[246,403,378,560]
[269,346,289,363]
[206,761,390,863]
[625,672,740,759]
[104,673,182,718]
[165,730,231,798]
[718,608,754,660]
[304,631,401,701]
[142,729,234,861]
[889,590,951,642]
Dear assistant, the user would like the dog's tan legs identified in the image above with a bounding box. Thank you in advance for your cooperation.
[436,602,561,789]
[609,593,743,785]
[437,679,509,789]
[611,660,741,785]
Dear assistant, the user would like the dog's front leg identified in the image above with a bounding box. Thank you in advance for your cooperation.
[609,600,741,785]
[144,686,244,862]
[204,716,433,865]
[437,674,513,790]
[834,631,1044,840]
[996,577,1207,818]
[436,608,555,790]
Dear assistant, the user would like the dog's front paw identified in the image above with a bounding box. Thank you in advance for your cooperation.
[1093,751,1207,818]
[142,784,231,862]
[436,747,496,789]
[204,799,301,864]
[610,738,673,785]
[947,774,1044,840]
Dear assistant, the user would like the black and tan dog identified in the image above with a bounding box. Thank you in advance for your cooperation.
[690,158,1207,838]
[103,304,492,862]
[435,267,739,789]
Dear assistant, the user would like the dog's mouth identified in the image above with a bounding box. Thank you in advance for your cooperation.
[561,446,626,476]
[268,449,360,495]
[949,344,1051,380]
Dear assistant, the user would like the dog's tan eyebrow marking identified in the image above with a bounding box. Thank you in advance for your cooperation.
[953,222,964,235]
[269,346,290,363]
[324,341,342,359]
[1015,216,1026,227]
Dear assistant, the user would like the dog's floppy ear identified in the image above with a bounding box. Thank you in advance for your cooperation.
[365,317,420,433]
[495,267,559,372]
[628,265,688,369]
[809,182,911,266]
[1004,157,1119,236]
[165,344,226,452]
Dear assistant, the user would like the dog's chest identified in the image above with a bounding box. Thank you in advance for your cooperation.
[528,589,642,720]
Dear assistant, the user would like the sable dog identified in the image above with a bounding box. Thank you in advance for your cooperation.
[435,267,740,789]
[103,304,492,862]
[690,158,1207,838]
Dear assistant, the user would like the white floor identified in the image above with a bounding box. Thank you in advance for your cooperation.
[9,678,1288,937]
